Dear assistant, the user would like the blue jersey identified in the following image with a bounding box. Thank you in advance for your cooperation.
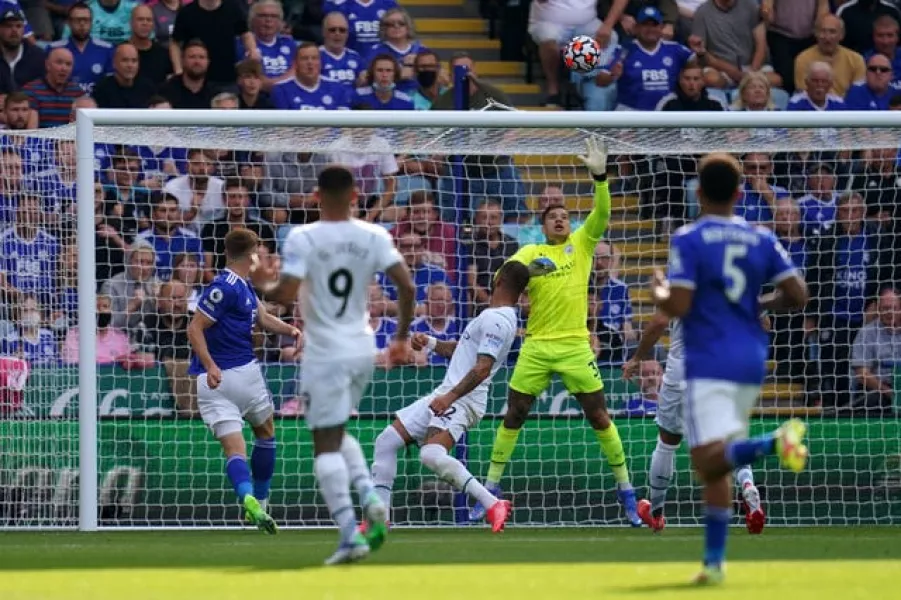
[134,227,203,280]
[25,172,77,214]
[735,181,790,223]
[667,216,798,384]
[321,46,363,87]
[797,194,836,231]
[135,145,188,178]
[364,40,426,69]
[0,136,54,174]
[326,0,397,53]
[189,269,259,375]
[0,226,59,305]
[778,237,807,276]
[597,277,633,332]
[352,85,413,109]
[832,233,873,322]
[2,329,58,366]
[412,317,462,366]
[602,40,693,111]
[786,91,845,111]
[271,77,352,110]
[843,82,892,110]
[378,264,448,303]
[864,49,901,92]
[50,37,113,94]
[373,316,397,349]
[237,34,297,78]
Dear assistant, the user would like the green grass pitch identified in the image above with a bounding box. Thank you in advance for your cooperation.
[2,527,898,600]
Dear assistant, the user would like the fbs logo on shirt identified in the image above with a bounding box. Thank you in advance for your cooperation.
[528,257,557,276]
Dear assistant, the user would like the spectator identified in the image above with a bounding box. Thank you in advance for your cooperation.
[272,42,351,110]
[170,0,256,86]
[1,296,58,366]
[102,145,148,237]
[528,0,627,106]
[210,90,239,109]
[731,70,776,110]
[773,198,807,275]
[838,0,901,54]
[51,2,113,94]
[735,152,790,224]
[353,54,413,110]
[867,14,901,90]
[0,5,45,94]
[129,3,172,86]
[160,40,220,109]
[171,252,202,311]
[0,147,24,224]
[21,47,80,129]
[675,0,704,34]
[624,359,662,416]
[512,185,581,245]
[258,151,326,230]
[412,283,461,366]
[598,6,694,111]
[793,13,865,98]
[0,195,59,310]
[243,0,296,89]
[787,61,845,110]
[382,231,448,307]
[467,198,518,315]
[325,123,399,222]
[410,49,444,110]
[770,198,809,382]
[391,190,456,277]
[851,147,901,228]
[364,8,424,83]
[29,139,78,219]
[320,11,361,88]
[851,287,901,413]
[236,59,275,109]
[845,52,895,110]
[149,0,179,46]
[590,241,635,366]
[655,60,725,110]
[92,180,127,283]
[691,0,782,91]
[163,148,225,232]
[764,0,829,95]
[92,42,156,108]
[100,240,157,331]
[61,294,130,365]
[134,192,203,280]
[806,191,885,408]
[797,162,838,232]
[68,0,137,45]
[325,0,397,54]
[432,52,513,110]
[618,1,679,40]
[200,178,276,273]
[369,281,398,368]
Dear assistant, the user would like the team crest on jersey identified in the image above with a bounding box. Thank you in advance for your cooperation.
[565,244,573,254]
[323,95,333,105]
[662,56,673,66]
[349,59,358,68]
[281,45,291,55]
[377,9,386,17]
[92,63,103,73]
[209,288,224,303]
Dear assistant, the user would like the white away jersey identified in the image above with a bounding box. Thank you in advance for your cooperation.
[433,307,518,405]
[281,219,402,358]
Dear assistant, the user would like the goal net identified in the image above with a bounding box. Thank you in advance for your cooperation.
[1,110,899,529]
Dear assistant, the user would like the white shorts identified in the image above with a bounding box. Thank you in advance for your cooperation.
[396,392,484,444]
[197,361,273,438]
[655,379,686,436]
[528,18,608,47]
[300,354,374,430]
[683,379,760,448]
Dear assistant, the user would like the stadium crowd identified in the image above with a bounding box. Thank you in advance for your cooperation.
[0,0,898,416]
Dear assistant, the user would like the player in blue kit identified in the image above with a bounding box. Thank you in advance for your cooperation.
[650,153,810,585]
[187,229,302,534]
[324,0,398,54]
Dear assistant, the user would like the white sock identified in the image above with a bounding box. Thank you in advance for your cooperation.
[735,466,755,489]
[314,452,356,543]
[420,444,498,509]
[649,438,678,515]
[340,433,375,504]
[371,426,405,513]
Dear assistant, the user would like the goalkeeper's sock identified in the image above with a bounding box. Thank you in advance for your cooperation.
[340,433,375,504]
[703,505,732,567]
[649,438,677,516]
[372,426,405,512]
[314,452,357,543]
[486,425,522,486]
[595,423,631,487]
[725,436,776,467]
[225,454,253,502]
[420,444,498,509]
[250,437,276,501]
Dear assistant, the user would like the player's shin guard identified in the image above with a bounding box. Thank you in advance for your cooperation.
[225,455,253,502]
[486,425,521,485]
[340,433,375,503]
[595,422,631,488]
[420,444,498,509]
[649,439,677,516]
[371,426,405,513]
[250,437,276,502]
[314,452,357,543]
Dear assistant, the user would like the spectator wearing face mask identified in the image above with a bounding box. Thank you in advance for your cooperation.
[61,294,131,365]
[1,299,58,366]
[410,50,444,110]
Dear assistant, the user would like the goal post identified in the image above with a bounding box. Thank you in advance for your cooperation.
[1,108,898,531]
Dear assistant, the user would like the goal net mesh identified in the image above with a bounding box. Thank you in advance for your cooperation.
[1,122,899,528]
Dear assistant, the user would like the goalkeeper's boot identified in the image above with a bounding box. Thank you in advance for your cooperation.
[361,490,389,552]
[243,495,278,535]
[775,418,809,473]
[637,499,665,533]
[324,532,370,566]
[693,564,725,586]
[486,499,512,533]
[468,483,501,522]
[741,483,765,535]
[617,487,643,527]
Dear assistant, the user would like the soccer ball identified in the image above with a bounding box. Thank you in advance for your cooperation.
[563,35,602,73]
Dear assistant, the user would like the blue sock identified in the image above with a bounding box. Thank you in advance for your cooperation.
[251,437,277,501]
[704,506,732,567]
[225,455,253,502]
[725,436,776,467]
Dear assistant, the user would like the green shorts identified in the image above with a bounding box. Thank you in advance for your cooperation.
[508,338,604,397]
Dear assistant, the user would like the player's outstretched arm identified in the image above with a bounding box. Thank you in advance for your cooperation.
[187,311,222,387]
[622,311,668,380]
[256,302,303,346]
[576,138,612,243]
[429,354,496,414]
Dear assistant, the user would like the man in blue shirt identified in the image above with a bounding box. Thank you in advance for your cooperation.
[239,0,297,88]
[320,12,362,88]
[787,62,846,111]
[651,152,809,585]
[272,42,351,110]
[51,3,113,94]
[325,0,398,54]
[845,52,894,110]
[0,195,59,310]
[797,162,838,232]
[866,14,901,92]
[134,193,203,279]
[736,152,790,224]
[590,241,635,366]
[187,228,301,534]
[411,283,461,366]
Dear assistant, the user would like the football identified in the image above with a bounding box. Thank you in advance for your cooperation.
[563,35,602,73]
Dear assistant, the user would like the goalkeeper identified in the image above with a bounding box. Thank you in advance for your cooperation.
[470,139,642,526]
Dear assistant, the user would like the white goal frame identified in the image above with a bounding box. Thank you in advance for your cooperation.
[72,108,901,531]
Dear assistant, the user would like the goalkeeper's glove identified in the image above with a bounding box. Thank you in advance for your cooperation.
[577,137,608,180]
